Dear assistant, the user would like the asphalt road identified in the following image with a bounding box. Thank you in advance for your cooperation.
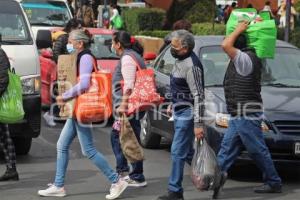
[0,118,300,200]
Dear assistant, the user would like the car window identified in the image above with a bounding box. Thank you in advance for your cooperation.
[22,1,71,27]
[200,46,300,88]
[200,46,229,86]
[90,34,119,59]
[156,47,175,75]
[0,1,31,44]
[264,48,300,87]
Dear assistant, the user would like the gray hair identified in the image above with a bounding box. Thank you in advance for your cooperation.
[171,29,195,51]
[69,29,91,46]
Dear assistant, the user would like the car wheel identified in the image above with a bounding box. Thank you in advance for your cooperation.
[140,112,162,149]
[12,137,32,155]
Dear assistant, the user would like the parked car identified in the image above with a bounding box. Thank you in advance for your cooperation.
[0,0,52,154]
[141,36,300,163]
[20,0,73,37]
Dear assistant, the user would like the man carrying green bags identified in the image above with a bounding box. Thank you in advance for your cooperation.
[0,38,19,181]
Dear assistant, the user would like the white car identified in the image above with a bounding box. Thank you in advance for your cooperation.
[0,0,52,154]
[19,0,73,37]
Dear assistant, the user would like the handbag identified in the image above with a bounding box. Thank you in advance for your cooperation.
[74,63,113,123]
[119,114,144,163]
[0,69,25,124]
[124,55,164,115]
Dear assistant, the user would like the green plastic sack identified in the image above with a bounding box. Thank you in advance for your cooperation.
[112,15,124,30]
[0,70,25,123]
[226,8,277,58]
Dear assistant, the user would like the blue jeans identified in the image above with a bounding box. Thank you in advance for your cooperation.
[110,112,145,182]
[168,108,194,193]
[54,119,118,187]
[217,112,282,187]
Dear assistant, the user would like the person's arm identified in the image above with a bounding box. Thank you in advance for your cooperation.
[117,55,137,114]
[221,21,248,60]
[233,50,253,76]
[186,65,205,139]
[61,54,94,101]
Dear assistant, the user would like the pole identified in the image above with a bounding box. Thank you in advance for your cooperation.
[284,0,291,42]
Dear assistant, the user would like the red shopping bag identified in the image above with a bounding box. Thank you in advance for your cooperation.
[123,55,164,115]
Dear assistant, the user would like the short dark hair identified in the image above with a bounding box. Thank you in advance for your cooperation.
[172,19,192,33]
[234,34,247,50]
[232,2,237,7]
[63,19,82,33]
[266,1,271,6]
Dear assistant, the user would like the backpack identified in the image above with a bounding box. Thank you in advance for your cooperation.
[0,48,10,97]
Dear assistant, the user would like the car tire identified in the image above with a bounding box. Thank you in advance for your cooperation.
[12,137,32,155]
[140,112,162,149]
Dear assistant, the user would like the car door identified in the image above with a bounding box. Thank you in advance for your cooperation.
[149,47,175,139]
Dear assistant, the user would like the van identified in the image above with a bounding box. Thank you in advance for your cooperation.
[0,0,52,154]
[20,0,73,37]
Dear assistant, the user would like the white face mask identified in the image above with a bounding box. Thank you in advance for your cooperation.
[66,43,75,53]
[111,45,117,55]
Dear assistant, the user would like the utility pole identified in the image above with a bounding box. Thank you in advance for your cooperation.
[284,0,292,42]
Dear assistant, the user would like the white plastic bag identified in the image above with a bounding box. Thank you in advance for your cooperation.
[191,139,221,191]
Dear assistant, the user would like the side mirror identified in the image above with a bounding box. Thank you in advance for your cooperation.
[144,52,157,61]
[36,30,52,49]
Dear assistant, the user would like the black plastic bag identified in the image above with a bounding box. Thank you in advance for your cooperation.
[191,139,221,191]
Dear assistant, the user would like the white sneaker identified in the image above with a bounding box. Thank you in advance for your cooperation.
[124,176,147,187]
[38,184,66,197]
[43,112,56,127]
[105,178,128,200]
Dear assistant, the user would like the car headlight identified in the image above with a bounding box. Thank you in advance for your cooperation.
[215,113,270,132]
[21,75,40,95]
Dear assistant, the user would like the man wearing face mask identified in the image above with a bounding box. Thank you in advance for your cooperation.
[157,30,205,200]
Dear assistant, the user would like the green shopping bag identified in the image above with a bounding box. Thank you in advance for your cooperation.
[112,15,124,30]
[0,69,25,124]
[226,8,277,58]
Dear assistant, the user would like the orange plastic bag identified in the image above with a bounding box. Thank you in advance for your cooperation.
[74,63,113,123]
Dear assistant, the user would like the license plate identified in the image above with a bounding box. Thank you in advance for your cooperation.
[295,142,300,155]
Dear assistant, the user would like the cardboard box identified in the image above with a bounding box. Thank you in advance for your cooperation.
[135,36,164,54]
[57,54,77,119]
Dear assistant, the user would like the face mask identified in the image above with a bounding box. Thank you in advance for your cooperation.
[111,46,117,55]
[171,47,190,60]
[66,43,75,53]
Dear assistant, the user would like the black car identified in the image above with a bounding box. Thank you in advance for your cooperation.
[140,36,300,163]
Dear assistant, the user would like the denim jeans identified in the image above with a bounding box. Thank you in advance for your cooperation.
[168,108,194,193]
[54,119,119,187]
[110,112,145,182]
[217,112,282,187]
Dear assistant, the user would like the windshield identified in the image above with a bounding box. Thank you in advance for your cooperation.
[22,1,71,27]
[90,34,119,60]
[0,1,32,44]
[200,46,300,88]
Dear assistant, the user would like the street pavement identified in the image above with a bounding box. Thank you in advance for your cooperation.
[1,118,300,200]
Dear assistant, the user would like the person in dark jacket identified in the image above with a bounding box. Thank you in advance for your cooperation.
[0,36,19,181]
[157,30,205,200]
[52,19,82,63]
[212,22,282,199]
